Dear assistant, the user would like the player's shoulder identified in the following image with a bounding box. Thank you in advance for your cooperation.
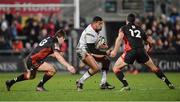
[42,36,52,40]
[43,36,55,45]
[135,25,142,30]
[120,24,129,32]
[121,25,127,29]
[84,25,96,36]
[134,25,144,33]
[127,23,142,30]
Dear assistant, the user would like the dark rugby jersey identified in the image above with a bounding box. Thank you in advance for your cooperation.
[28,36,61,65]
[121,23,147,52]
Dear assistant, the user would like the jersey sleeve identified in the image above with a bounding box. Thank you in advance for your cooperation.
[85,33,96,43]
[60,42,67,52]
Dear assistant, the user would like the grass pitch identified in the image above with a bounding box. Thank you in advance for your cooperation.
[0,72,180,101]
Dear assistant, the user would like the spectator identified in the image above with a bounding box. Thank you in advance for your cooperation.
[38,28,48,41]
[0,35,11,50]
[12,39,23,52]
[46,16,55,36]
[5,9,13,26]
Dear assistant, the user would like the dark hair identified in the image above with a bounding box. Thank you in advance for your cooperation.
[127,13,136,23]
[54,29,66,38]
[92,16,103,22]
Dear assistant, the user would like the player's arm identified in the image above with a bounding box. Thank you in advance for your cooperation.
[53,51,76,74]
[52,42,75,73]
[141,29,154,52]
[110,29,124,57]
[86,43,109,55]
[145,35,154,52]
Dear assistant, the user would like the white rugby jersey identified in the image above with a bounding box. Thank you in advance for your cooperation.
[76,24,100,50]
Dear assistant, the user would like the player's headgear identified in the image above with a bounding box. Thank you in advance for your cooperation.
[127,13,136,23]
[54,29,67,39]
[92,16,103,22]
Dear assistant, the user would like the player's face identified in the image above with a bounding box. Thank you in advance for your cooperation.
[57,36,65,44]
[95,21,103,31]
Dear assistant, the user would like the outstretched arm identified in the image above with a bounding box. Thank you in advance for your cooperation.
[53,51,76,73]
[110,30,124,57]
[145,36,154,52]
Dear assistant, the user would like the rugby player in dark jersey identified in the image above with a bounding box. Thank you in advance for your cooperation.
[5,29,76,91]
[110,13,175,91]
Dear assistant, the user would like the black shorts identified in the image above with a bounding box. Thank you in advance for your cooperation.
[121,48,149,64]
[26,58,44,70]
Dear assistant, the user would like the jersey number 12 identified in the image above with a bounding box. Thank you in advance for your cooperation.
[129,29,141,38]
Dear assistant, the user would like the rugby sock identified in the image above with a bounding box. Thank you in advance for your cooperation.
[37,74,53,87]
[9,74,27,85]
[155,69,171,85]
[79,70,92,84]
[115,71,129,87]
[100,70,107,85]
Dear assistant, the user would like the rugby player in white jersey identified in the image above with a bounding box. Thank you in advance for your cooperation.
[76,16,114,91]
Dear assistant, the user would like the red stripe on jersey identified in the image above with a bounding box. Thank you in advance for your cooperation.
[30,48,52,64]
[123,35,132,52]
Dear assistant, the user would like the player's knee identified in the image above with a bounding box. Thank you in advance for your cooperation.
[91,66,99,73]
[23,73,35,80]
[88,68,98,75]
[151,67,159,73]
[51,68,57,75]
[24,72,30,80]
[94,67,99,73]
[113,67,121,74]
[47,68,57,76]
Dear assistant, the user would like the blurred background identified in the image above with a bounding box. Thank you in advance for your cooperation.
[0,0,179,73]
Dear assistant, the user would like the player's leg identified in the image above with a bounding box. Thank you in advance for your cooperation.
[137,49,175,89]
[93,55,114,89]
[79,54,99,83]
[113,51,137,91]
[112,55,129,90]
[76,53,99,91]
[36,62,57,91]
[5,60,37,91]
[6,69,37,91]
[144,58,175,89]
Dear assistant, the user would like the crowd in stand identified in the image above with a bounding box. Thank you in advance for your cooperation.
[0,6,179,54]
[136,6,180,53]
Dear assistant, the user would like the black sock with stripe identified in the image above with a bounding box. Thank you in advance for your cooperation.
[115,71,129,87]
[155,69,171,85]
[37,74,53,87]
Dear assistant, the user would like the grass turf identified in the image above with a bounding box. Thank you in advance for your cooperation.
[0,72,180,101]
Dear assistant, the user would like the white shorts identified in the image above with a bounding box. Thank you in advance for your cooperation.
[76,48,88,60]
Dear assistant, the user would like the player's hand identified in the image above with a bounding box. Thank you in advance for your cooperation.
[106,49,111,56]
[99,43,108,49]
[67,65,76,74]
[110,50,117,58]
